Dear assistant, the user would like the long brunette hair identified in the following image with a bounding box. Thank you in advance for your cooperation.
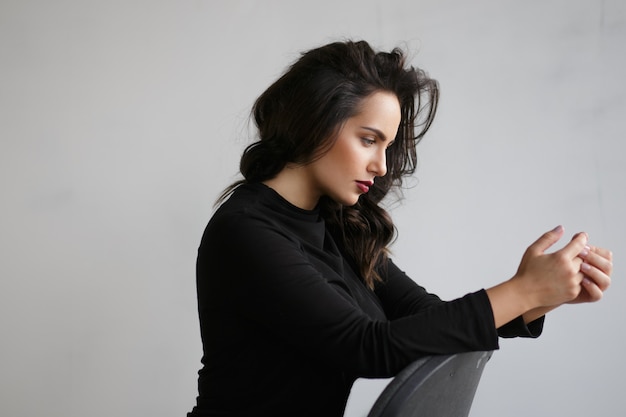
[221,40,439,289]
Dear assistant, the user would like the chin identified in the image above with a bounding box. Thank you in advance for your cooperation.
[338,195,361,207]
[326,190,361,207]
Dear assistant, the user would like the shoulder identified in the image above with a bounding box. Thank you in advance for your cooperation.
[200,183,303,250]
[204,189,273,238]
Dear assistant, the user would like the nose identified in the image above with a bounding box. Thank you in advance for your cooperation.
[368,148,387,177]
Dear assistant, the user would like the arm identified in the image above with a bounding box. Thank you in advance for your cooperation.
[374,260,444,320]
[377,259,543,337]
[202,211,499,378]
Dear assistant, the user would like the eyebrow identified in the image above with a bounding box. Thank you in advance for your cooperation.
[361,126,388,142]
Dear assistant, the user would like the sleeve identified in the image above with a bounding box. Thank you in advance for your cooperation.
[497,316,544,338]
[375,260,544,339]
[201,212,500,378]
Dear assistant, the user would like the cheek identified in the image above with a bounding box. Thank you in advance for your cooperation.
[330,141,362,168]
[317,135,365,179]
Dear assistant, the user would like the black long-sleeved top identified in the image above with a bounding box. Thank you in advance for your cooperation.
[188,183,543,417]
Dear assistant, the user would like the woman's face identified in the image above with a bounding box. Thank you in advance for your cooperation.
[306,91,401,207]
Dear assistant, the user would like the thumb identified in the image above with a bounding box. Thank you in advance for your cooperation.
[528,225,565,255]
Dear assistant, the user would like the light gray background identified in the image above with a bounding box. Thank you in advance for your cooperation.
[1,1,624,416]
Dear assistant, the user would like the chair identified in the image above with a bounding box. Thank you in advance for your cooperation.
[367,351,493,417]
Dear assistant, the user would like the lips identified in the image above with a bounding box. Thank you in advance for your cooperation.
[355,180,373,193]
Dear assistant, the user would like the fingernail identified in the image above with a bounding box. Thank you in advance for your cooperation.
[582,277,592,285]
[581,262,591,272]
[580,245,590,257]
[552,225,563,233]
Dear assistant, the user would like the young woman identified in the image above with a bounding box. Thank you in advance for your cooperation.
[187,40,612,417]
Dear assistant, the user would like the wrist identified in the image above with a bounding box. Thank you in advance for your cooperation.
[486,278,535,328]
[508,273,540,312]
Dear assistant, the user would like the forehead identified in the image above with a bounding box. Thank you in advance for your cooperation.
[356,91,400,114]
[350,91,401,134]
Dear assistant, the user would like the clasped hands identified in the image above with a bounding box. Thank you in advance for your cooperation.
[515,225,613,308]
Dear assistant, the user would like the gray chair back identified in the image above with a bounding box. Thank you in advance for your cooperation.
[367,351,493,417]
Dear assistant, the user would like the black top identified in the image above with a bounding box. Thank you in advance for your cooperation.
[188,183,542,417]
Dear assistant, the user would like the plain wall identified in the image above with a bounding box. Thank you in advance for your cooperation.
[0,1,624,416]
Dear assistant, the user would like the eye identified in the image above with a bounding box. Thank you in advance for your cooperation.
[361,137,376,146]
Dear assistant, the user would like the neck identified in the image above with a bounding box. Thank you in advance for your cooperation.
[263,165,319,210]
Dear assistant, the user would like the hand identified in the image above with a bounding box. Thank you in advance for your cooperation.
[568,244,613,304]
[513,225,588,308]
[488,225,611,327]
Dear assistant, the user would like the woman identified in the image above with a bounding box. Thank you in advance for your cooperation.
[187,40,612,416]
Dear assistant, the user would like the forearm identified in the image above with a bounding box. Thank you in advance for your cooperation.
[485,279,534,329]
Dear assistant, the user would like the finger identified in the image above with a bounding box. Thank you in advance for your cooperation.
[581,249,614,276]
[528,225,565,255]
[569,231,586,241]
[559,231,589,258]
[581,262,612,291]
[590,245,613,262]
[581,276,604,302]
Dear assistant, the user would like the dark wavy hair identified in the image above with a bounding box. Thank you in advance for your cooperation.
[221,40,439,289]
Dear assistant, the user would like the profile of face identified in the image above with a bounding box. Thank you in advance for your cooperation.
[305,91,401,207]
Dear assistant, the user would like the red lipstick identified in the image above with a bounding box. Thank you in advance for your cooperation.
[355,180,373,193]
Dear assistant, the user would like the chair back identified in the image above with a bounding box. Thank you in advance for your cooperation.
[367,351,493,417]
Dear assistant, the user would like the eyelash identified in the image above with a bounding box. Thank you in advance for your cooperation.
[361,137,395,149]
